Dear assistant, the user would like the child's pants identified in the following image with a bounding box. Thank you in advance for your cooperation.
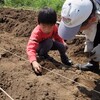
[37,38,66,56]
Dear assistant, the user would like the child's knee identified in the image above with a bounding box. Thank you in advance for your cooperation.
[45,38,53,48]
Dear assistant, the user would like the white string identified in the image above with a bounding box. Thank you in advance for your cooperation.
[0,87,14,100]
[0,47,100,95]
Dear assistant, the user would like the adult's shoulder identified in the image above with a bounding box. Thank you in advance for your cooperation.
[95,0,100,4]
[93,0,100,20]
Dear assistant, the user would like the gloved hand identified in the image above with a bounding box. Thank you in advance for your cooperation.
[84,39,93,53]
[90,44,100,61]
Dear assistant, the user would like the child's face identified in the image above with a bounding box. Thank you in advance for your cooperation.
[39,24,54,34]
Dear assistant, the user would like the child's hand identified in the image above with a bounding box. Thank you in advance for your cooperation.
[63,42,68,50]
[32,61,42,75]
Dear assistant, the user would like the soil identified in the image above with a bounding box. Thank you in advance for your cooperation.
[0,8,100,100]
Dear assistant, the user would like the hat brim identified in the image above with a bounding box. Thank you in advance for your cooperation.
[58,21,81,40]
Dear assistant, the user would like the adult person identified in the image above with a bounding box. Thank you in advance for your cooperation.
[58,0,100,72]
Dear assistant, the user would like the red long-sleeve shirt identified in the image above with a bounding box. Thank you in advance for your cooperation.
[26,25,64,63]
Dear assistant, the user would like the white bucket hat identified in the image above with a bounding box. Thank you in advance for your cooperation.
[58,0,93,40]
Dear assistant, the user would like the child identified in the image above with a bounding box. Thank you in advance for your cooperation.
[26,7,72,75]
[58,0,100,73]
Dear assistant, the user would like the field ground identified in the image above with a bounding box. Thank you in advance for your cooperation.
[0,8,100,100]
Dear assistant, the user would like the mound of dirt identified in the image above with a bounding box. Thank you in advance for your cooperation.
[0,8,37,37]
[0,8,100,100]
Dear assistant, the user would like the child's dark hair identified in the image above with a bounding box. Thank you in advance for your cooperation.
[38,7,57,25]
[82,0,96,26]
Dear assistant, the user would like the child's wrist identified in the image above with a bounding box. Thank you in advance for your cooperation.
[32,60,37,64]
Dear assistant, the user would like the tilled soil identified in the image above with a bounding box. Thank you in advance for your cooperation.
[0,8,100,100]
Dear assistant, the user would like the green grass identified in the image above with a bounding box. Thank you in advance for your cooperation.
[3,0,65,13]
